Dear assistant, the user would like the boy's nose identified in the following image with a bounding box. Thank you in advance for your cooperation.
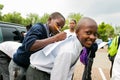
[90,34,97,40]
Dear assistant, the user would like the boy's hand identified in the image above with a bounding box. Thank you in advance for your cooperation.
[54,32,67,42]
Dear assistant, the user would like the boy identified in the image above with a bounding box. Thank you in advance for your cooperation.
[9,12,66,80]
[26,17,98,80]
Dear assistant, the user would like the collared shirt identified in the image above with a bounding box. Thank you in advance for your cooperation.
[64,29,76,38]
[111,46,120,80]
[30,36,83,80]
[0,41,21,58]
[13,23,48,68]
[44,24,50,37]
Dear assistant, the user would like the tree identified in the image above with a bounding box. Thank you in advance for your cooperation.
[2,11,23,24]
[61,19,69,31]
[114,26,120,35]
[0,4,4,20]
[0,4,3,10]
[39,13,49,24]
[98,22,114,41]
[67,13,83,23]
[25,13,40,25]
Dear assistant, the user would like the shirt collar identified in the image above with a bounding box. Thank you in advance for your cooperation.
[74,36,83,53]
[44,24,50,37]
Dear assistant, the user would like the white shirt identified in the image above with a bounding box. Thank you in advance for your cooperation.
[30,36,83,80]
[64,29,76,38]
[111,46,120,80]
[0,41,21,58]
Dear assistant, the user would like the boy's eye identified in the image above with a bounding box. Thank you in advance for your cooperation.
[56,22,63,29]
[86,31,91,35]
[55,22,60,26]
[86,31,98,37]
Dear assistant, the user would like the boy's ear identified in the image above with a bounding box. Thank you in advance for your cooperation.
[75,28,77,32]
[76,29,79,34]
[47,17,52,24]
[48,17,52,21]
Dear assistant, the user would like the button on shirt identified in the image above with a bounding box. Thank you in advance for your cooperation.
[30,36,83,80]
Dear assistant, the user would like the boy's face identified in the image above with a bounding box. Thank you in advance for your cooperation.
[48,18,65,35]
[76,24,97,48]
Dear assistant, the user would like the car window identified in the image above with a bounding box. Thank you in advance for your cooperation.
[0,27,3,43]
[17,27,27,33]
[1,27,20,41]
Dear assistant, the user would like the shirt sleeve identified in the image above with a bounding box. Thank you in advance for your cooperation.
[23,23,46,52]
[50,51,72,80]
[111,46,120,80]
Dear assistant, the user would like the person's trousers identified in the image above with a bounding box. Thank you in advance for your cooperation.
[26,65,50,80]
[9,60,26,80]
[0,51,11,80]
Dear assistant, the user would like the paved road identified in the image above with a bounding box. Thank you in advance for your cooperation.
[73,45,111,80]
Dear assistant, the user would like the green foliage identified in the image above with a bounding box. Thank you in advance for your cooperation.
[61,19,69,31]
[25,13,40,25]
[98,22,114,41]
[0,4,4,20]
[2,11,23,24]
[39,13,49,24]
[114,26,120,35]
[0,4,4,10]
[67,13,83,23]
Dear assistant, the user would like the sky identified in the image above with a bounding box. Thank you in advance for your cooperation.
[1,0,120,26]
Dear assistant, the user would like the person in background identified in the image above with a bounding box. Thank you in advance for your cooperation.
[108,36,113,48]
[20,24,32,43]
[0,41,21,80]
[64,19,77,37]
[111,45,120,80]
[20,31,26,43]
[108,36,120,78]
[26,17,98,80]
[26,24,32,32]
[9,12,66,80]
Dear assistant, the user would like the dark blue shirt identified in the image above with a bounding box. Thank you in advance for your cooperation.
[13,23,48,68]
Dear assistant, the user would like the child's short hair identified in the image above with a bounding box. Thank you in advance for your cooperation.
[49,12,65,21]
